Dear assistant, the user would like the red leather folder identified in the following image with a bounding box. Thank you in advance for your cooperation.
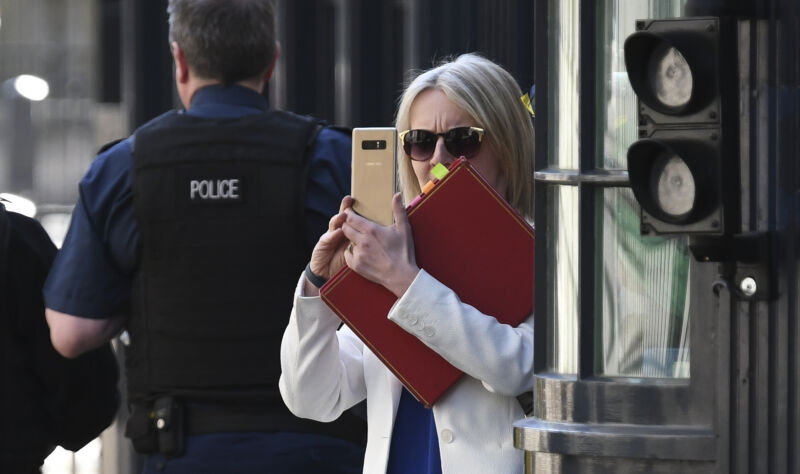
[320,158,534,407]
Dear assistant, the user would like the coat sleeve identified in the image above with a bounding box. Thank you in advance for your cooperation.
[387,269,534,397]
[279,274,368,422]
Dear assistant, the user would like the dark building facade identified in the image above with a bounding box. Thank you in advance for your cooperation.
[119,0,536,130]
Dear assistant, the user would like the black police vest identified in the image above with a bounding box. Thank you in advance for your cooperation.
[127,109,320,406]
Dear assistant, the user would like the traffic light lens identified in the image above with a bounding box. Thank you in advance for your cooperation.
[648,43,693,109]
[652,154,695,218]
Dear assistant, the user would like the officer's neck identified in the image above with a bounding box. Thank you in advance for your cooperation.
[180,76,265,109]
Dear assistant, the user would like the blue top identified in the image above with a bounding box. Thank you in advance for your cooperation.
[386,389,442,474]
[43,85,351,319]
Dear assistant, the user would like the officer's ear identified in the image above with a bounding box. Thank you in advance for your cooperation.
[263,42,280,82]
[171,41,190,85]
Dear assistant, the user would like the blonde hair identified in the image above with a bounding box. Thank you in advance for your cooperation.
[395,53,535,218]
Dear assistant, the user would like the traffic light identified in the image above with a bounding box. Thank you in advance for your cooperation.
[624,17,739,237]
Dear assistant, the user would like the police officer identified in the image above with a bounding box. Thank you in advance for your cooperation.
[43,1,365,473]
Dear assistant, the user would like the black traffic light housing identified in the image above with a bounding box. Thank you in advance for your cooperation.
[624,17,740,240]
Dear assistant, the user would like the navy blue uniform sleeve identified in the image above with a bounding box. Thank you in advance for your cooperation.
[43,138,139,319]
[305,126,352,251]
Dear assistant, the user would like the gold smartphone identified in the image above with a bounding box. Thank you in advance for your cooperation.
[351,127,397,226]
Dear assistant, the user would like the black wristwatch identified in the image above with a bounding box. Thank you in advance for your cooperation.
[304,262,328,288]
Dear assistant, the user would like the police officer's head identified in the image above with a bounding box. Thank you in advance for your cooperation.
[167,0,278,86]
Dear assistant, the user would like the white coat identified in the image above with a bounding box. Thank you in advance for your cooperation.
[279,269,534,474]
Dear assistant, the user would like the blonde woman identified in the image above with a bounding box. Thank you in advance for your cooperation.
[280,53,535,474]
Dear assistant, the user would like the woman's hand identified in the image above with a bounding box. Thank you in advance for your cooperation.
[304,196,354,295]
[342,193,420,297]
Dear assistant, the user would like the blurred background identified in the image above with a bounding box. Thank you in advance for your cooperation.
[0,1,535,472]
[0,0,536,245]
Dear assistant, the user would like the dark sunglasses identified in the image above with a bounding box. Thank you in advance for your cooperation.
[399,126,485,161]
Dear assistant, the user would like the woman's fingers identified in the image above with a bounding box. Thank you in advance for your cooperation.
[310,227,349,273]
[341,208,375,245]
[339,195,354,213]
[328,210,347,231]
[391,193,409,232]
[328,196,354,231]
[328,214,339,231]
[340,220,359,243]
[337,194,419,296]
[308,196,360,286]
[320,227,345,247]
[343,208,370,231]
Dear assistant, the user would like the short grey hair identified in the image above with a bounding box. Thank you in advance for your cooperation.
[395,53,535,219]
[167,0,277,85]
